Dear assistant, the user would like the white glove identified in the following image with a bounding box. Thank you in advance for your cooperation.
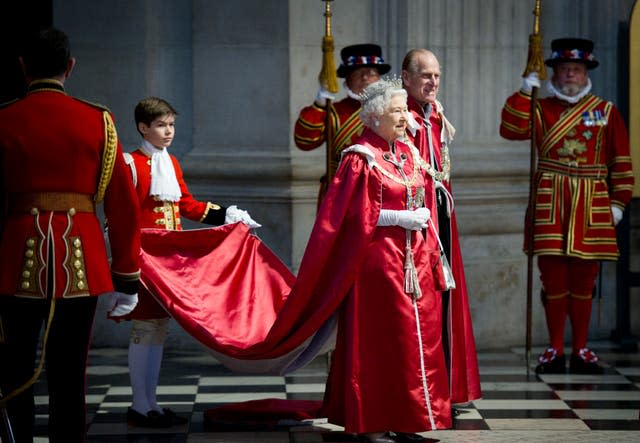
[521,72,541,93]
[107,292,138,318]
[611,205,623,226]
[377,208,431,231]
[315,86,336,106]
[225,205,261,229]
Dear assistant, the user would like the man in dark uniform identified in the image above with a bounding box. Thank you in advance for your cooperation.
[0,28,141,442]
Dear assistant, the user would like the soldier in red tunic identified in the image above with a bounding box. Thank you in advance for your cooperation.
[293,44,390,205]
[122,97,260,428]
[500,38,634,374]
[0,28,141,442]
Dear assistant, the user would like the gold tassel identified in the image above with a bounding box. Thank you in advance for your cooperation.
[522,1,548,80]
[522,33,547,80]
[319,35,339,94]
[404,244,414,294]
[403,242,422,299]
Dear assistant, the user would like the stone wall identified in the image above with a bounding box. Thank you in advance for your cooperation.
[52,0,639,350]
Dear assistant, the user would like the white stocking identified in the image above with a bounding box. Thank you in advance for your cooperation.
[128,342,151,415]
[146,344,164,413]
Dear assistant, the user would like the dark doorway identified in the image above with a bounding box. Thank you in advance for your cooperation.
[0,0,53,102]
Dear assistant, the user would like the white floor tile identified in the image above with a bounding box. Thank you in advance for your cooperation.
[473,399,569,410]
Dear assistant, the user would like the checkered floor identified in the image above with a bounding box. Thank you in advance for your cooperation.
[20,339,640,442]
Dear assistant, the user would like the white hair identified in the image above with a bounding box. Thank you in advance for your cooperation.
[359,78,407,128]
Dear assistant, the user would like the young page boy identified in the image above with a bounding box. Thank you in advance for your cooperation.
[121,97,260,427]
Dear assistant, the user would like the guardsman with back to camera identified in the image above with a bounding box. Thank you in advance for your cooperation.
[0,27,141,442]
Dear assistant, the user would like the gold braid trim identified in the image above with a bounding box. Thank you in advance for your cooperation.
[96,111,118,203]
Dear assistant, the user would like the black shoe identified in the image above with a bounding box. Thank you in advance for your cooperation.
[395,432,427,442]
[161,407,189,425]
[358,433,396,443]
[569,348,604,374]
[127,407,172,428]
[535,348,566,374]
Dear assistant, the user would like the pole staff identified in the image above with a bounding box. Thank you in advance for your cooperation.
[0,387,16,443]
[319,0,339,184]
[522,0,547,377]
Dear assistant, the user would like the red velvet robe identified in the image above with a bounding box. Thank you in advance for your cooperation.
[139,128,452,432]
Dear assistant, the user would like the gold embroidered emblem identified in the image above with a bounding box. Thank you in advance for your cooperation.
[557,139,587,158]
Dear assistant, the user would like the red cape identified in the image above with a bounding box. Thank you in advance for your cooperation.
[139,155,379,374]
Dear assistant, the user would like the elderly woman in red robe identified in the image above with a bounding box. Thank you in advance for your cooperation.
[138,78,453,441]
[317,78,452,442]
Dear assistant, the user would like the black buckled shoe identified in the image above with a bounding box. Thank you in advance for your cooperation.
[161,407,189,425]
[569,348,604,374]
[127,407,172,428]
[535,348,566,374]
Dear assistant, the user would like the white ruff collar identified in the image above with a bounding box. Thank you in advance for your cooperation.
[139,139,182,202]
[546,78,592,104]
[345,84,361,100]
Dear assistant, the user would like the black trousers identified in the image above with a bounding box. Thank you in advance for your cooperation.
[436,188,452,374]
[0,295,97,443]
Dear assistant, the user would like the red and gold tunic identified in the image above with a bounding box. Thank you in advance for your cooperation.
[294,97,364,203]
[500,90,634,259]
[0,79,141,298]
[127,148,225,319]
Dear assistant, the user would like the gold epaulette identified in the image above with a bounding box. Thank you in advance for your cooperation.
[74,97,111,112]
[95,111,118,203]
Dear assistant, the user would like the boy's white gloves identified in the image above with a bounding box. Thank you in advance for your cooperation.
[377,208,431,231]
[611,205,623,226]
[225,205,261,229]
[521,72,541,93]
[315,86,336,106]
[107,292,138,318]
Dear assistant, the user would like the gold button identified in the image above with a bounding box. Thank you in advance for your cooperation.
[73,238,81,248]
[68,208,76,216]
[76,269,85,279]
[25,259,34,268]
[21,281,30,289]
[25,249,34,258]
[22,270,31,278]
[74,249,82,258]
[73,260,82,269]
[77,280,85,289]
[26,238,35,247]
[30,207,39,215]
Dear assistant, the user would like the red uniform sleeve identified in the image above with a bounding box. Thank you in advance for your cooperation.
[499,90,534,140]
[172,156,226,225]
[293,103,328,151]
[104,142,142,293]
[605,105,634,208]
